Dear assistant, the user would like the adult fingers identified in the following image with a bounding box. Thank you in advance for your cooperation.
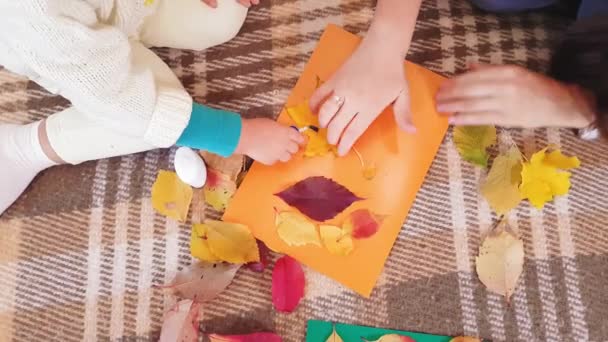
[437,81,504,102]
[309,80,334,113]
[317,92,345,128]
[393,90,416,133]
[202,0,218,8]
[448,111,503,126]
[327,104,358,145]
[436,97,500,114]
[337,114,372,156]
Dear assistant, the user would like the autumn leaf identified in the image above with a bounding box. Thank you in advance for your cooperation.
[320,225,354,256]
[343,209,384,239]
[324,326,344,342]
[159,299,200,342]
[190,220,259,264]
[204,168,237,212]
[475,221,524,301]
[272,256,305,313]
[304,128,336,157]
[247,240,271,273]
[275,176,363,221]
[449,337,483,342]
[208,332,282,342]
[481,146,523,215]
[519,148,580,209]
[364,334,416,342]
[286,102,336,158]
[162,262,240,302]
[275,211,321,247]
[152,170,193,222]
[454,126,497,168]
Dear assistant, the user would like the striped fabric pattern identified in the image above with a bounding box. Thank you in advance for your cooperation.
[1,1,607,341]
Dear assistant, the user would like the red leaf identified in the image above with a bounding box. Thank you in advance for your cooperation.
[275,176,362,221]
[208,333,282,342]
[272,256,305,313]
[346,209,384,239]
[247,240,270,273]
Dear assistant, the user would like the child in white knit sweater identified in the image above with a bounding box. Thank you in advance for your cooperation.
[0,0,304,215]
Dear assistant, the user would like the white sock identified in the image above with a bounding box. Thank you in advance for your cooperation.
[0,122,56,215]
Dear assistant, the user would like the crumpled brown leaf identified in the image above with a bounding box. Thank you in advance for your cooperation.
[163,262,241,302]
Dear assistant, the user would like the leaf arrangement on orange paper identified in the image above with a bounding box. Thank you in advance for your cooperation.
[275,176,363,221]
[274,208,384,256]
[286,102,336,158]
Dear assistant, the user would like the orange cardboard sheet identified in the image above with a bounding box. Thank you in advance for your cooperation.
[224,25,448,297]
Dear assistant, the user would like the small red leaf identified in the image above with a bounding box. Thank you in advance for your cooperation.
[208,332,282,342]
[247,240,270,273]
[346,209,384,239]
[275,176,362,221]
[272,256,305,313]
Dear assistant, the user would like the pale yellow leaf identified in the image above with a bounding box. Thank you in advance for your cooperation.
[320,225,354,256]
[163,262,240,302]
[275,211,321,247]
[190,220,259,264]
[481,146,523,215]
[152,171,193,222]
[475,221,524,301]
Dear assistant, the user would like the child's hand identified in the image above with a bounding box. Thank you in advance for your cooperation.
[309,35,413,157]
[436,64,595,128]
[201,0,259,8]
[234,118,305,165]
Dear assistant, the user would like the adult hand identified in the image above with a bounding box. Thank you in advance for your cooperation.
[309,35,414,156]
[436,64,595,128]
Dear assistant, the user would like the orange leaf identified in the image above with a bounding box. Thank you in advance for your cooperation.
[343,209,384,239]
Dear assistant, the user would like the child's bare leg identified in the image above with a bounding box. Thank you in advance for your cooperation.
[140,0,248,51]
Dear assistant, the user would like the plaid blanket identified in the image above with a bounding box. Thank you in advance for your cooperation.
[1,1,607,341]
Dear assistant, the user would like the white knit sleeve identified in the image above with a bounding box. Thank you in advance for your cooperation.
[2,1,192,148]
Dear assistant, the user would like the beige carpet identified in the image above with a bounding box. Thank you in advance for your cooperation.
[1,0,607,341]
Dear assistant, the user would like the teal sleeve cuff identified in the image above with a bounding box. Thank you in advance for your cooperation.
[176,102,242,157]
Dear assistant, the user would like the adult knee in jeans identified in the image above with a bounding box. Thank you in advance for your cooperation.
[470,0,557,13]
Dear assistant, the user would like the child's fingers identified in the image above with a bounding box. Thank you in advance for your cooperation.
[286,141,299,154]
[289,129,306,145]
[251,0,260,4]
[279,151,292,163]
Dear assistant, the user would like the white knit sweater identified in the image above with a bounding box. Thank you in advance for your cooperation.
[0,0,193,148]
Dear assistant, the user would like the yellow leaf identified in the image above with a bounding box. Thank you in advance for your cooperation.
[286,102,317,127]
[304,129,336,157]
[519,148,579,209]
[481,147,523,215]
[152,171,193,222]
[454,126,497,168]
[286,101,336,158]
[320,225,354,256]
[475,221,524,301]
[190,224,221,262]
[325,326,344,342]
[275,211,321,247]
[204,168,237,211]
[449,337,482,342]
[191,220,259,264]
[544,149,581,169]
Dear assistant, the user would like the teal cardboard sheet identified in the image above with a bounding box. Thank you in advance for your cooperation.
[306,320,453,342]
